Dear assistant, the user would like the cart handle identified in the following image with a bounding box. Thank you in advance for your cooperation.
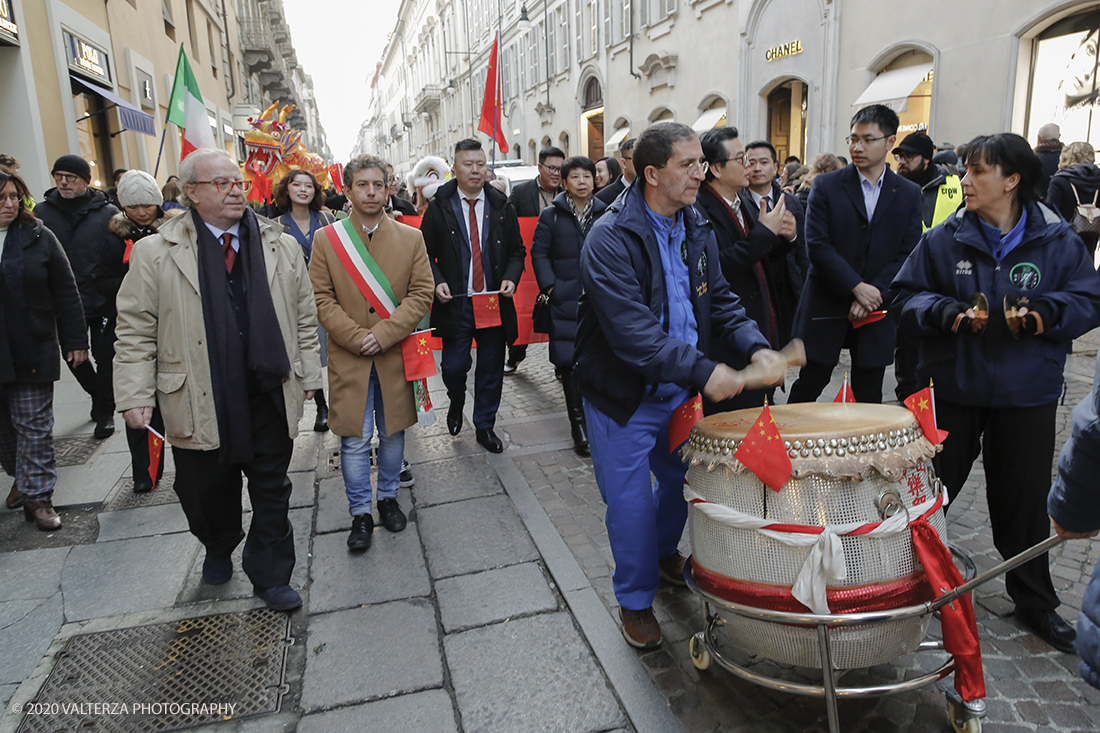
[928,534,1065,613]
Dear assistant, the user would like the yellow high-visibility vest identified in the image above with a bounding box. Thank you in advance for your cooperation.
[924,175,962,232]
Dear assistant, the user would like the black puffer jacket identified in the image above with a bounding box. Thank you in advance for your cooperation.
[97,211,171,317]
[34,187,119,316]
[1047,163,1100,254]
[0,218,87,385]
[531,193,607,367]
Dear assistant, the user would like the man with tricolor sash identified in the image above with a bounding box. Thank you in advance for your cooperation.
[421,138,526,454]
[310,155,435,552]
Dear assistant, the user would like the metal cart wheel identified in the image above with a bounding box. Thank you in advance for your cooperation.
[949,703,982,733]
[690,632,712,671]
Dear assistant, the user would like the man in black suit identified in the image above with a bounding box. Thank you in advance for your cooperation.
[595,138,636,205]
[743,140,808,296]
[422,139,526,453]
[505,146,564,375]
[697,126,798,413]
[788,104,923,404]
[386,164,417,216]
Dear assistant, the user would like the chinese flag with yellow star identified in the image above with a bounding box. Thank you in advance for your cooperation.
[904,386,949,445]
[472,292,503,329]
[401,329,438,381]
[734,403,791,492]
[147,426,165,489]
[667,394,702,453]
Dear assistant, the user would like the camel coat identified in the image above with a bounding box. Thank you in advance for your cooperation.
[310,212,435,437]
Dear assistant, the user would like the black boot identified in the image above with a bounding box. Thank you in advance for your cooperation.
[561,369,589,457]
[313,390,329,432]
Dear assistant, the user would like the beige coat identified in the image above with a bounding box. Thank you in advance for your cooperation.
[113,212,323,450]
[310,212,435,437]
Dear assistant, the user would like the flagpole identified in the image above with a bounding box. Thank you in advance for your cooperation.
[491,31,500,172]
[154,45,185,178]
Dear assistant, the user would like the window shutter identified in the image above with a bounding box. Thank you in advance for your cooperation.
[639,0,648,28]
[560,7,569,72]
[603,0,612,46]
[665,0,676,16]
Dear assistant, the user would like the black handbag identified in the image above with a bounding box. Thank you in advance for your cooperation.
[532,292,551,334]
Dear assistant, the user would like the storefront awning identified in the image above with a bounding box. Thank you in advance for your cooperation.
[852,63,932,114]
[72,76,156,137]
[691,106,727,132]
[604,126,631,155]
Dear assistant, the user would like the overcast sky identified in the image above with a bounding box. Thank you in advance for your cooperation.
[281,0,398,161]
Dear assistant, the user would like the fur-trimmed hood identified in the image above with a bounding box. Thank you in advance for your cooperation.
[108,210,172,239]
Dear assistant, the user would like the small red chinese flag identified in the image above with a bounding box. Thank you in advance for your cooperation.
[904,386,949,445]
[851,310,888,328]
[471,292,503,329]
[123,239,135,265]
[147,425,165,488]
[247,174,272,204]
[329,163,344,193]
[401,329,438,381]
[734,402,792,492]
[833,372,856,403]
[667,394,703,453]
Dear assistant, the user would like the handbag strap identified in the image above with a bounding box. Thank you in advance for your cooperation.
[1070,181,1083,207]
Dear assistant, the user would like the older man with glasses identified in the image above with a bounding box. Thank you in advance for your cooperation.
[113,148,322,612]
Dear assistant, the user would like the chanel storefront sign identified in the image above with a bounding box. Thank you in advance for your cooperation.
[766,40,802,62]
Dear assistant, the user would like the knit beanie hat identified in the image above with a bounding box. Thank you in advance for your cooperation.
[51,155,92,183]
[117,170,164,208]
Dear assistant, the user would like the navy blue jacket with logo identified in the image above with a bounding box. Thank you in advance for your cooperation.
[891,201,1100,407]
[574,182,770,426]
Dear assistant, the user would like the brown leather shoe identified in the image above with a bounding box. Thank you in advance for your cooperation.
[620,606,661,648]
[23,498,61,531]
[6,483,23,509]
[658,551,688,587]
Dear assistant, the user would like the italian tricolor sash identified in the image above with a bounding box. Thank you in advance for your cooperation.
[320,218,399,318]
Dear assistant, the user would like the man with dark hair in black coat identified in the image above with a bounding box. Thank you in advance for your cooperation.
[595,138,637,205]
[422,139,526,453]
[34,155,119,438]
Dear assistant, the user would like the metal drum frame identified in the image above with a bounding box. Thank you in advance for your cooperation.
[685,535,1064,733]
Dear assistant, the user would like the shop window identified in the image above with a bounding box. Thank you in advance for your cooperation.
[163,0,176,41]
[73,92,113,189]
[854,50,932,136]
[1028,9,1100,146]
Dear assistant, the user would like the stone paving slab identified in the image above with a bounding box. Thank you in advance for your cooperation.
[300,599,443,711]
[435,562,558,633]
[308,520,431,614]
[444,612,628,733]
[314,477,414,535]
[60,532,198,622]
[0,547,68,602]
[54,448,130,506]
[407,454,504,507]
[504,416,573,448]
[297,689,458,733]
[289,470,317,509]
[94,503,192,543]
[418,494,540,579]
[0,594,63,685]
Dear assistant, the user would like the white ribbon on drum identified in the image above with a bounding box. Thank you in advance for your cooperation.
[684,485,933,615]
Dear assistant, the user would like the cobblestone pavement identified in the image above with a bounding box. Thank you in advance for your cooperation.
[504,335,1100,733]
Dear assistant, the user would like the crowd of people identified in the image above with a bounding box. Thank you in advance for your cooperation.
[6,103,1100,696]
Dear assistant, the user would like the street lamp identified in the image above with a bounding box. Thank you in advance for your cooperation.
[518,4,553,111]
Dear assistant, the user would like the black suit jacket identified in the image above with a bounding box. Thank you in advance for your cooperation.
[422,179,526,341]
[595,177,627,205]
[509,178,558,217]
[741,182,808,295]
[791,164,922,367]
[389,196,417,216]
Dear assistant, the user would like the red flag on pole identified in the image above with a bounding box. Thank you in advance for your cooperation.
[734,402,792,492]
[478,33,509,153]
[147,426,165,488]
[471,292,503,328]
[833,372,856,403]
[667,395,703,453]
[329,163,344,193]
[851,310,888,328]
[400,329,438,381]
[904,385,949,445]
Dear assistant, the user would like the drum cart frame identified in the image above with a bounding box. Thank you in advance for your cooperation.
[685,534,1065,733]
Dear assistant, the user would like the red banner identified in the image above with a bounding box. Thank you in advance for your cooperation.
[147,426,164,488]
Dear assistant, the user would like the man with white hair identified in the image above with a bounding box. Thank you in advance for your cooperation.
[1035,122,1063,198]
[113,148,322,612]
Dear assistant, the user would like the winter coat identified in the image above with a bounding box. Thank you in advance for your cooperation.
[1035,140,1064,201]
[509,178,559,217]
[112,212,323,450]
[1047,350,1100,687]
[574,182,770,426]
[892,201,1100,407]
[530,193,607,367]
[33,187,119,316]
[791,165,923,368]
[1,218,87,384]
[1047,163,1100,254]
[739,184,807,327]
[309,213,435,437]
[421,179,526,343]
[97,212,170,317]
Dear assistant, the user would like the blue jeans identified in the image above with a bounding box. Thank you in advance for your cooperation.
[341,366,405,517]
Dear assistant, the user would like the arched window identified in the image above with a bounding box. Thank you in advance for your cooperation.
[584,77,603,111]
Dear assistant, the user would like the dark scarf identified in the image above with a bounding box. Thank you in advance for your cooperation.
[0,221,33,382]
[193,208,290,463]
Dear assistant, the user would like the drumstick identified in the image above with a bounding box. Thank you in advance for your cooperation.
[738,339,807,391]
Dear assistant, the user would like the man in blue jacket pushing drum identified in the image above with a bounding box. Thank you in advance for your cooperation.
[574,122,780,648]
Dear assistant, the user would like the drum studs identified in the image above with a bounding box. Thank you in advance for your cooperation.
[829,439,838,448]
[824,446,833,456]
[783,441,791,449]
[806,439,815,448]
[800,448,810,457]
[836,447,846,456]
[813,447,822,457]
[788,449,798,459]
[889,430,896,438]
[878,440,888,451]
[792,440,802,450]
[878,432,887,441]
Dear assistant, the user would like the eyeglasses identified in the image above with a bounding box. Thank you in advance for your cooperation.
[193,179,253,193]
[721,153,746,167]
[52,172,80,183]
[540,164,562,174]
[0,193,20,205]
[846,135,887,147]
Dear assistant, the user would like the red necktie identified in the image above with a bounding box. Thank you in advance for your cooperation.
[221,232,236,273]
[465,198,485,292]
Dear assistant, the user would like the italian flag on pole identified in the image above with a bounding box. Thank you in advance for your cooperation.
[167,46,216,159]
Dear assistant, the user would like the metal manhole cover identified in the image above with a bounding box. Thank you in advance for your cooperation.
[17,609,291,733]
[55,436,103,467]
[103,474,179,512]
